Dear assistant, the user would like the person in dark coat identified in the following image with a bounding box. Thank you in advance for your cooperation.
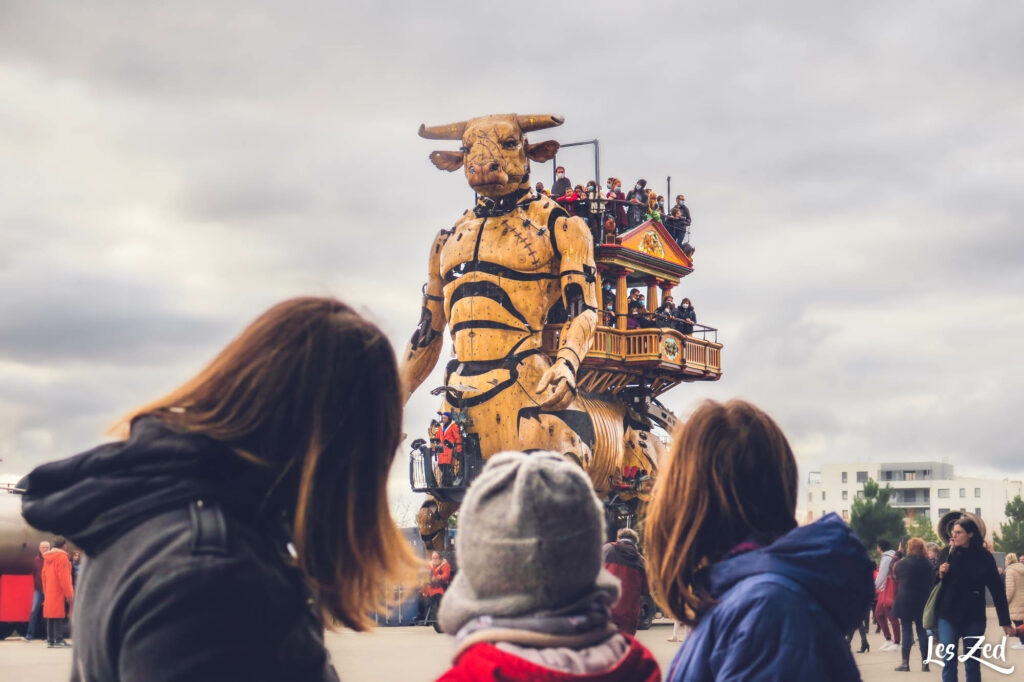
[551,166,572,198]
[893,537,937,672]
[674,298,696,335]
[625,180,649,229]
[605,178,627,232]
[644,400,874,682]
[23,540,49,641]
[20,297,416,682]
[936,518,1014,682]
[602,528,649,635]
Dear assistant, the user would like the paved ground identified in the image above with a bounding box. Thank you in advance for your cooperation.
[2,611,1020,681]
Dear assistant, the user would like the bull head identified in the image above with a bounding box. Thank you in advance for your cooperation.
[419,113,563,198]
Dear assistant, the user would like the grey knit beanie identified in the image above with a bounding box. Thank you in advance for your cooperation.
[438,451,619,635]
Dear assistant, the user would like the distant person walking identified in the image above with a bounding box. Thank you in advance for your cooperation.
[41,538,73,648]
[936,518,1014,682]
[1004,553,1024,649]
[603,528,649,635]
[645,399,874,681]
[875,539,902,650]
[893,538,935,672]
[23,540,50,642]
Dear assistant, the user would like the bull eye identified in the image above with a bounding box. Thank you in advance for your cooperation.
[459,146,470,153]
[502,140,519,149]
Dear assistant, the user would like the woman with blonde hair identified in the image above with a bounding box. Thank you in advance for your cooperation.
[1005,553,1024,648]
[21,297,415,681]
[645,399,874,681]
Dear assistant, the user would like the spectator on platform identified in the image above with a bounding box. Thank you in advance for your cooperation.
[627,301,643,330]
[436,452,661,681]
[606,178,627,231]
[603,528,649,636]
[626,180,649,229]
[601,281,614,308]
[656,296,676,325]
[20,297,416,681]
[42,537,73,648]
[664,207,688,246]
[603,303,616,327]
[573,184,587,216]
[552,166,572,198]
[675,298,696,335]
[893,538,936,672]
[585,181,604,230]
[674,195,692,229]
[535,181,548,197]
[628,289,641,305]
[645,399,874,682]
[1005,553,1024,649]
[936,518,1015,681]
[23,540,50,642]
[557,186,579,216]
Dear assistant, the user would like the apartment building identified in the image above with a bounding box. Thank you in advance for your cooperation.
[805,461,1022,543]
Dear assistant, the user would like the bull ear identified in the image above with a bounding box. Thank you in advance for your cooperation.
[525,140,560,163]
[430,150,465,171]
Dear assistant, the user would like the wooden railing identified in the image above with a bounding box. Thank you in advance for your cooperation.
[544,324,722,374]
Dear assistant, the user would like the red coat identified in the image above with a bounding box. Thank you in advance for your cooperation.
[603,541,649,635]
[423,560,451,598]
[436,635,660,681]
[42,548,74,619]
[438,422,461,465]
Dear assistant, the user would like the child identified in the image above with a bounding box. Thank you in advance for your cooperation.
[436,452,660,681]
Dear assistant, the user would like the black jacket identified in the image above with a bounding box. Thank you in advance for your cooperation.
[674,305,697,334]
[893,556,935,621]
[936,544,1011,627]
[20,417,339,682]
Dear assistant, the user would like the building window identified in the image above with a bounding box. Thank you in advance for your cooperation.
[856,490,864,499]
[974,488,981,498]
[938,508,950,516]
[842,490,848,500]
[842,472,848,484]
[857,471,868,483]
[959,488,966,498]
[808,492,812,502]
[938,489,949,498]
[822,491,826,501]
[975,508,982,516]
[842,509,849,521]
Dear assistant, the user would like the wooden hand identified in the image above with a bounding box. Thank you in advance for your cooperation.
[536,360,576,410]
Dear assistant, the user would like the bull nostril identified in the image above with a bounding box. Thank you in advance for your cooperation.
[488,162,500,172]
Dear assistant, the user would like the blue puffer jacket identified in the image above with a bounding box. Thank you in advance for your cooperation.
[666,513,873,682]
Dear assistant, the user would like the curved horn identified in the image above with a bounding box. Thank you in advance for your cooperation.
[418,121,469,140]
[515,114,565,133]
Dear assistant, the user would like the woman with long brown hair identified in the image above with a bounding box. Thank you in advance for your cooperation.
[645,399,874,681]
[21,297,415,681]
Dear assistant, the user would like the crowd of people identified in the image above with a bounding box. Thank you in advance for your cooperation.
[853,522,1021,679]
[599,285,699,335]
[16,297,1021,681]
[534,167,692,247]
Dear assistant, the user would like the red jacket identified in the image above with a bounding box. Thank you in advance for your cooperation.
[42,548,74,619]
[438,422,461,465]
[423,560,451,598]
[436,635,660,682]
[602,541,648,635]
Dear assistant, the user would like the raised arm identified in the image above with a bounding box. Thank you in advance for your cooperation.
[399,229,449,402]
[536,215,598,409]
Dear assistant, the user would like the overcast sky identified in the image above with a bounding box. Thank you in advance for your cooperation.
[1,2,1021,516]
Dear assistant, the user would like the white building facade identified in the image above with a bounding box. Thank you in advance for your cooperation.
[805,461,1022,543]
